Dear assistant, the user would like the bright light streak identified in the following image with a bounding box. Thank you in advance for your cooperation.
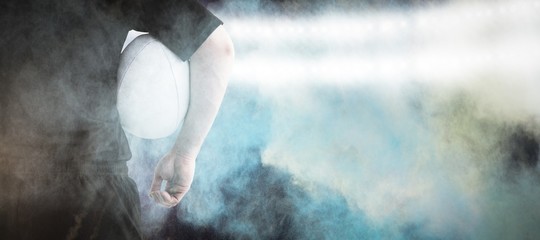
[224,0,540,85]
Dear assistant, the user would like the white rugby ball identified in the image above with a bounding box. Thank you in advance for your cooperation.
[117,33,190,139]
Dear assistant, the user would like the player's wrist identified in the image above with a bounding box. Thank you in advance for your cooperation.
[172,148,198,162]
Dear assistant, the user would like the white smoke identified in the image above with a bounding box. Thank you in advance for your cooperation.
[228,0,540,238]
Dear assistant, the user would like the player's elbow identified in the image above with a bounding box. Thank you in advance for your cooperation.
[211,25,235,62]
[191,25,234,89]
[222,32,235,60]
[195,25,235,62]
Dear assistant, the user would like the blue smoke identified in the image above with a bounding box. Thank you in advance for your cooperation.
[127,80,540,239]
[127,0,540,239]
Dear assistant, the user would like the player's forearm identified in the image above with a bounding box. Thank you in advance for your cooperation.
[172,25,234,159]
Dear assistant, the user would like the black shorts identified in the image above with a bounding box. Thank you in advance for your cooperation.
[0,161,143,240]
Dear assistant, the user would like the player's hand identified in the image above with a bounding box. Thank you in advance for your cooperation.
[149,152,196,208]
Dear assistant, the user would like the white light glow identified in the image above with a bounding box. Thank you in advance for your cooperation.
[224,0,540,85]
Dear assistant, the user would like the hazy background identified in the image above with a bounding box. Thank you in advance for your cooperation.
[127,0,540,239]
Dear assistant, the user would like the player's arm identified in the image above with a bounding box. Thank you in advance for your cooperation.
[149,25,234,207]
